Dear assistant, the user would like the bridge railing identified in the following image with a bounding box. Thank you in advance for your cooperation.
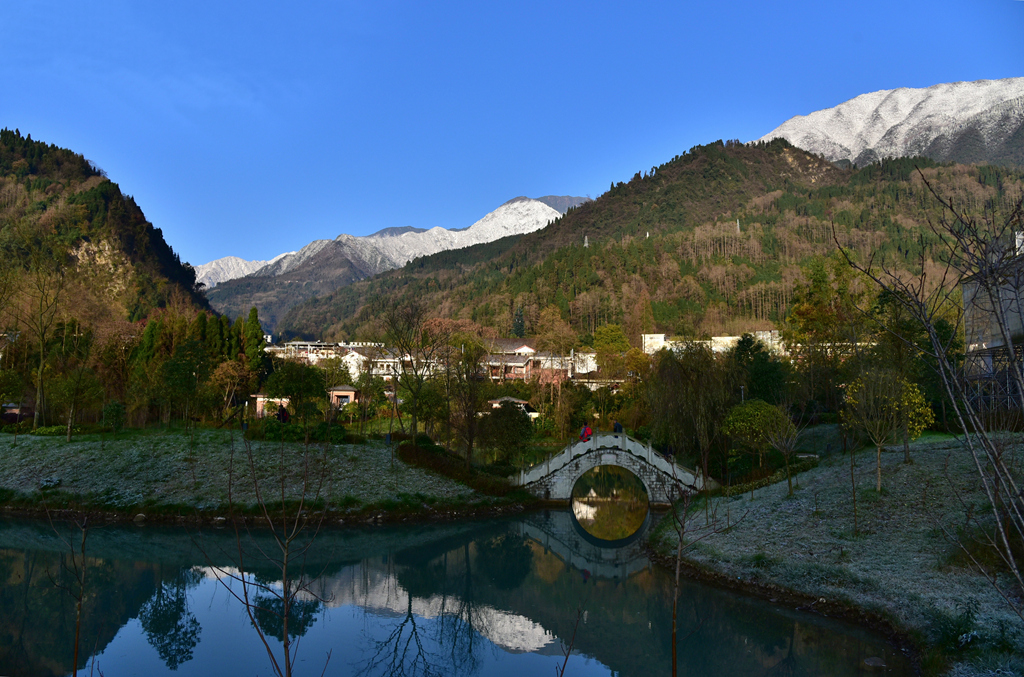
[516,432,712,490]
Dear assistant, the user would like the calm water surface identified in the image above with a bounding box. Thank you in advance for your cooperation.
[0,513,910,676]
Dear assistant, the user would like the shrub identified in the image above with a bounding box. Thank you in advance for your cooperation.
[396,440,514,497]
[32,425,77,437]
[245,418,346,444]
[103,401,126,435]
[0,421,31,435]
[929,599,980,652]
[721,457,819,497]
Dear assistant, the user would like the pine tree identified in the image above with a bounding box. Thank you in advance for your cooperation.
[190,311,208,344]
[230,317,244,360]
[219,316,233,360]
[243,307,266,372]
[512,306,525,338]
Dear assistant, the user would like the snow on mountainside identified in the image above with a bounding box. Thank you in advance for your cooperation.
[758,78,1024,167]
[204,195,584,331]
[236,196,568,283]
[194,253,291,289]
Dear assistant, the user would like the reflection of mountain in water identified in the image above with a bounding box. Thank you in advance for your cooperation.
[0,515,910,677]
[308,550,556,653]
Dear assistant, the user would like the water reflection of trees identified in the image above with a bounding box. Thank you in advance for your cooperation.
[0,546,159,677]
[138,567,203,670]
[0,517,910,677]
[360,527,533,677]
[253,594,322,643]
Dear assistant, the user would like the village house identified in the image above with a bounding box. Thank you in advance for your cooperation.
[327,385,360,408]
[640,331,786,355]
[265,340,384,367]
[961,254,1024,407]
[253,393,290,418]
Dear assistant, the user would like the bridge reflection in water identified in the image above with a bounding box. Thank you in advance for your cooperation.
[523,508,654,581]
[571,464,651,543]
[0,515,911,677]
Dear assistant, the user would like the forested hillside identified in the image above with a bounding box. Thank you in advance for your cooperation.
[279,140,1024,342]
[0,128,216,428]
[0,128,207,323]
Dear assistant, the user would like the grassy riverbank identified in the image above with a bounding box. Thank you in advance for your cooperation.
[651,430,1024,676]
[0,427,521,520]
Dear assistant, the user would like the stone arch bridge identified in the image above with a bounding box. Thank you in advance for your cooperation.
[514,432,716,505]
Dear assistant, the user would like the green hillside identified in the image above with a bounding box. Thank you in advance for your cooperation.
[278,140,1024,342]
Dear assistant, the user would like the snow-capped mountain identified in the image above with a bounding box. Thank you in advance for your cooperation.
[253,196,563,281]
[204,195,588,330]
[758,77,1024,167]
[194,253,292,289]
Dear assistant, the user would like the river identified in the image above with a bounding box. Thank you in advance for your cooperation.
[0,511,910,676]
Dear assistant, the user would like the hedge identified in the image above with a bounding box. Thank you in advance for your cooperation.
[721,457,819,497]
[396,441,515,497]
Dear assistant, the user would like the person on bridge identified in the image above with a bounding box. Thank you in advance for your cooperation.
[579,424,593,442]
[613,420,623,433]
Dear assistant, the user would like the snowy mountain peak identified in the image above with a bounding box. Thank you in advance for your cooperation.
[194,252,291,289]
[758,77,1024,167]
[199,195,587,291]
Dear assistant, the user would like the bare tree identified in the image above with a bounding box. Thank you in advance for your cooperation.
[379,301,450,437]
[44,512,91,677]
[202,434,335,677]
[761,404,804,496]
[50,321,101,441]
[663,478,737,676]
[19,243,69,429]
[835,176,1024,621]
[445,338,486,467]
[648,343,732,515]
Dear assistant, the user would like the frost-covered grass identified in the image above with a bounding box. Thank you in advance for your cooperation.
[0,427,478,514]
[653,430,1024,676]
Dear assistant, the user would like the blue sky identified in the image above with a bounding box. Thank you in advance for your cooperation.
[2,1,1021,266]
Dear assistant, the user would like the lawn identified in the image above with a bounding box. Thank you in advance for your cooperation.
[652,430,1024,676]
[0,426,478,514]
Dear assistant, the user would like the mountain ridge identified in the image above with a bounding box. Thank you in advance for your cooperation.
[0,128,209,328]
[206,196,588,329]
[275,142,1024,346]
[758,77,1024,167]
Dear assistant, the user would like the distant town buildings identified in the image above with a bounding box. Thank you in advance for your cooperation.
[640,331,786,356]
[264,331,787,392]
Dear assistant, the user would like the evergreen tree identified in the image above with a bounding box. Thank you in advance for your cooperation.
[206,314,223,360]
[243,307,267,374]
[190,311,208,344]
[230,317,244,360]
[219,315,233,360]
[511,306,525,338]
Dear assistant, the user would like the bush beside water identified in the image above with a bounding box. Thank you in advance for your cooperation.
[396,438,517,497]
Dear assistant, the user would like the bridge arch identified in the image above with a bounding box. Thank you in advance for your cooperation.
[515,432,716,505]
